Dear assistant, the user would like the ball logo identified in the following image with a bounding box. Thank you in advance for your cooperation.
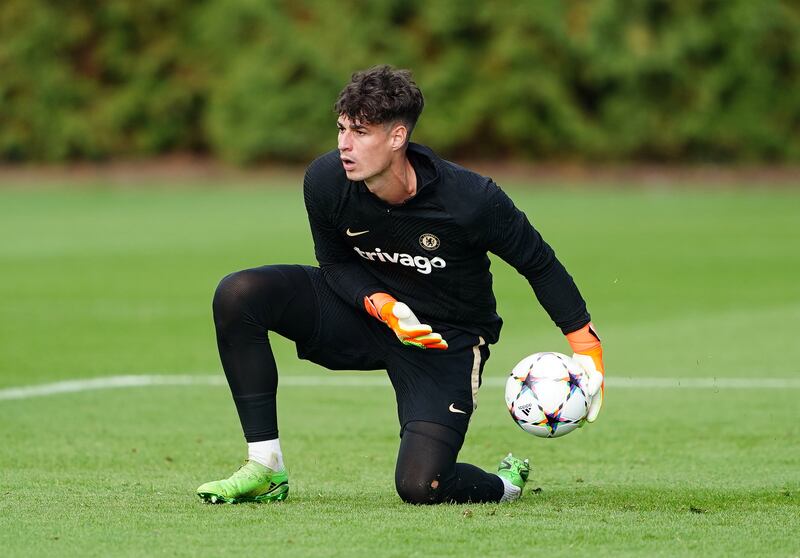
[419,233,440,251]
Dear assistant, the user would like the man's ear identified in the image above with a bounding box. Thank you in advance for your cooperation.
[389,123,408,151]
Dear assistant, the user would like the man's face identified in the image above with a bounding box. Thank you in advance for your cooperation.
[337,115,396,182]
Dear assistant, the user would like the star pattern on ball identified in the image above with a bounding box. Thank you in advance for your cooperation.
[567,369,586,398]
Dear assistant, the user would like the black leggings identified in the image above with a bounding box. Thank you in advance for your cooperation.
[213,265,315,441]
[396,421,503,504]
[213,265,503,504]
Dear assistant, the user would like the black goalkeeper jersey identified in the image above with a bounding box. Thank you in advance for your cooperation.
[303,142,590,344]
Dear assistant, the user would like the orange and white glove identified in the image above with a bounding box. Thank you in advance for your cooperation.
[364,293,448,350]
[566,322,604,422]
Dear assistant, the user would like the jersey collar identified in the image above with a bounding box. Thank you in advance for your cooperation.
[407,142,440,193]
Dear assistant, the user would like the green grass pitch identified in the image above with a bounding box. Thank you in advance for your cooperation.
[0,182,798,557]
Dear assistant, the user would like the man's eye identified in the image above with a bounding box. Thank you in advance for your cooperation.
[356,130,366,136]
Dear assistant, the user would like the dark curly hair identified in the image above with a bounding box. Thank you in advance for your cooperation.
[334,65,424,137]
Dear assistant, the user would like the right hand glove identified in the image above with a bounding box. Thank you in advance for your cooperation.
[572,352,604,423]
[364,293,448,350]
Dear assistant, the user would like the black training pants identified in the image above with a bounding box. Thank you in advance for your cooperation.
[212,264,504,504]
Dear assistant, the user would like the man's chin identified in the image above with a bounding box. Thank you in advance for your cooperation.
[344,169,366,181]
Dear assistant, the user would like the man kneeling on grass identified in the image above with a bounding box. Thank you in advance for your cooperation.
[197,65,605,505]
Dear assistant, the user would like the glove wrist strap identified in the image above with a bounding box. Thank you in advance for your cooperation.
[566,322,600,351]
[364,292,396,322]
[566,322,604,373]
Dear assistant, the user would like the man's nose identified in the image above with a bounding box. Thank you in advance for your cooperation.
[338,131,352,151]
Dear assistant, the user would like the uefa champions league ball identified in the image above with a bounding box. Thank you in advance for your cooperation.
[505,352,589,438]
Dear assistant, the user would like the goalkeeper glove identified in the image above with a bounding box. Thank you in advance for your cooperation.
[566,322,604,422]
[364,293,448,350]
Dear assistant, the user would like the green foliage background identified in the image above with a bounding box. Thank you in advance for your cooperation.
[1,0,799,163]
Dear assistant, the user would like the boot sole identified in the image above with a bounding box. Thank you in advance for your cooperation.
[198,483,289,504]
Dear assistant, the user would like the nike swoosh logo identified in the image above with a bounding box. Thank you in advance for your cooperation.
[449,403,467,415]
[346,228,370,237]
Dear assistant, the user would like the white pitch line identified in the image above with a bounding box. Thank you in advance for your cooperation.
[1,374,799,402]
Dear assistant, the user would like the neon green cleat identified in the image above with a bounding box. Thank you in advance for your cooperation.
[197,460,289,504]
[497,453,530,491]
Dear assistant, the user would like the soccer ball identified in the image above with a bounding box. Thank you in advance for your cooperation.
[504,352,589,438]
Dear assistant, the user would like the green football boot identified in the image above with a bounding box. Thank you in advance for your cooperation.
[497,453,530,492]
[197,460,289,504]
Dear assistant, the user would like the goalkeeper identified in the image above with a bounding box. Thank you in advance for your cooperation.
[197,65,604,505]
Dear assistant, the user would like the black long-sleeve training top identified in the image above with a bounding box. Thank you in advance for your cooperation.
[303,142,590,345]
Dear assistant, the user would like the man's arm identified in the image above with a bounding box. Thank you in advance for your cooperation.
[477,182,590,334]
[476,181,605,420]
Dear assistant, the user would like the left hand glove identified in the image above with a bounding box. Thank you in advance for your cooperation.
[566,322,604,422]
[364,293,448,350]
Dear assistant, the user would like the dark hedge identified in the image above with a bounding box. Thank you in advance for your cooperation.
[1,0,798,163]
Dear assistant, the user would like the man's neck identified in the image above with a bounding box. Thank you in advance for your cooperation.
[365,154,417,205]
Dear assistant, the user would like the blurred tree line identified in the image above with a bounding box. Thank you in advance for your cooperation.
[1,0,798,164]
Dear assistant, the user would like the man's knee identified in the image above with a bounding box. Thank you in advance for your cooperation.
[212,268,289,332]
[214,270,259,318]
[395,469,449,505]
[212,265,316,342]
